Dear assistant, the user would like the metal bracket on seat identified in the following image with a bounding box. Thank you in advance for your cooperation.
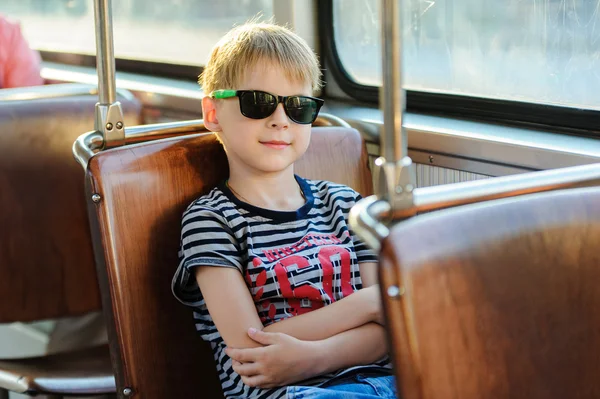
[374,156,415,215]
[95,102,125,149]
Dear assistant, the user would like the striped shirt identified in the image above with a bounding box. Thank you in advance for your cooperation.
[172,176,391,399]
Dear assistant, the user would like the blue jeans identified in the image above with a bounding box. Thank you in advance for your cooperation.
[287,373,397,399]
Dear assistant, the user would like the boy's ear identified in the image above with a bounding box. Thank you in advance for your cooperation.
[202,96,222,132]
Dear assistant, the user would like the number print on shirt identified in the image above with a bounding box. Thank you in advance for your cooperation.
[245,232,356,323]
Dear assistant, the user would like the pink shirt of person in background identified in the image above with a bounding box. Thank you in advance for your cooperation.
[0,15,44,88]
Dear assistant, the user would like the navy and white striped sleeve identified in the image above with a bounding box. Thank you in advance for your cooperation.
[171,205,243,307]
[350,192,379,264]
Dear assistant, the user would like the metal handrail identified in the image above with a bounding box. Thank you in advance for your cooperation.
[350,162,600,251]
[73,119,208,169]
[73,131,104,169]
[122,119,207,144]
[72,113,351,170]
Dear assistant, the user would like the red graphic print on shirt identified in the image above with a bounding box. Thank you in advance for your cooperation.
[245,231,356,324]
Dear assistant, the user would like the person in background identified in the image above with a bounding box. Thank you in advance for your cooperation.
[0,14,44,88]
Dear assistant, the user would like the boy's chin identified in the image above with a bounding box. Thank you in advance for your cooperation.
[250,159,298,174]
[256,163,296,174]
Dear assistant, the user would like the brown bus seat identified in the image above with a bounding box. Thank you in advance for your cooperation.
[0,85,142,397]
[85,127,372,397]
[0,346,114,397]
[379,187,600,399]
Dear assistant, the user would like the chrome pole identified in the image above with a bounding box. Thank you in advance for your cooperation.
[94,0,116,104]
[380,0,405,162]
[377,0,415,209]
[93,0,125,148]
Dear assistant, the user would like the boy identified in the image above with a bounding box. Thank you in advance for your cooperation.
[172,21,396,399]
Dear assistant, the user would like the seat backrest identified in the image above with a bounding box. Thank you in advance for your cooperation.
[0,87,142,322]
[85,127,372,398]
[379,187,600,399]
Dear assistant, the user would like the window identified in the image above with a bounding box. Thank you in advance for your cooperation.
[0,0,273,66]
[333,0,600,110]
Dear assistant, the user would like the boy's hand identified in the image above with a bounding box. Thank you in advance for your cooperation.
[225,328,320,389]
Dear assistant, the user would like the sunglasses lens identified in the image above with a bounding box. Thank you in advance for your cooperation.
[285,96,320,124]
[239,91,277,119]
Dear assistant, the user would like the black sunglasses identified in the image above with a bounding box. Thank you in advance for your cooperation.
[211,89,324,125]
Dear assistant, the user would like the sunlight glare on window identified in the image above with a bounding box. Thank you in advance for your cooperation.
[0,0,273,66]
[334,0,600,109]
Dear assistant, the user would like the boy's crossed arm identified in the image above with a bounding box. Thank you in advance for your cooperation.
[195,263,382,347]
[195,262,388,388]
[227,321,387,388]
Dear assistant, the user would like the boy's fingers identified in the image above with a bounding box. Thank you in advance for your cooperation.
[232,360,261,377]
[226,347,261,363]
[241,374,268,388]
[248,327,279,345]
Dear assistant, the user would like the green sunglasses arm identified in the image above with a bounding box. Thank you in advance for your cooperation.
[211,89,237,99]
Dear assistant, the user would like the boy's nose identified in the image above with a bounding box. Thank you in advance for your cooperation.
[269,103,289,129]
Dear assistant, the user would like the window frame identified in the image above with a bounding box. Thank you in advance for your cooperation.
[40,51,202,82]
[318,0,600,137]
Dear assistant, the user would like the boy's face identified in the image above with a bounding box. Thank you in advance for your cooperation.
[204,61,313,176]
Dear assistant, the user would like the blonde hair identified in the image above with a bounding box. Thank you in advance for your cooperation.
[199,21,322,95]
